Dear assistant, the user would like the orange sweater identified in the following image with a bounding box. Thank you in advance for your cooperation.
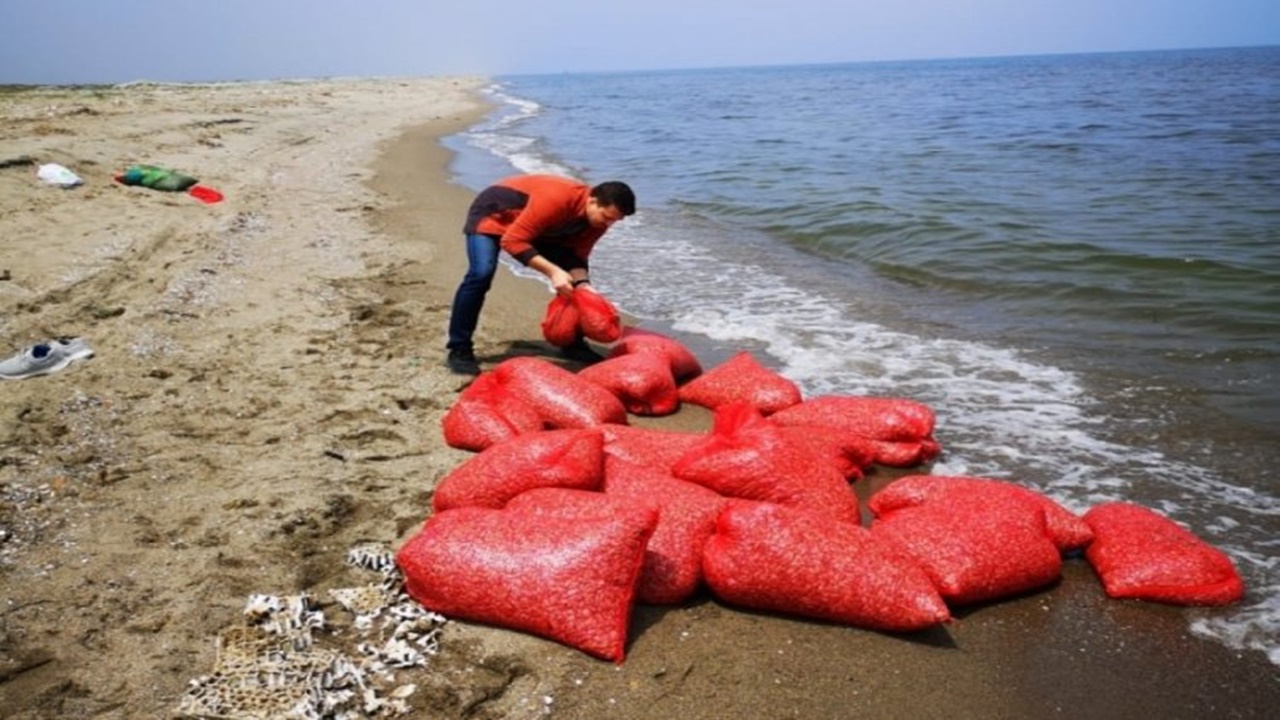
[462,174,608,270]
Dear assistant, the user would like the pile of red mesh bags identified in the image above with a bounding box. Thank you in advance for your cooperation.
[672,403,861,525]
[771,395,942,467]
[1083,502,1244,606]
[396,494,657,662]
[677,351,802,415]
[420,321,1250,662]
[869,482,1064,605]
[703,501,951,632]
[432,428,605,512]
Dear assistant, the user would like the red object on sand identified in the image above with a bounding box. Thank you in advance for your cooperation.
[600,424,705,472]
[702,500,951,632]
[1083,502,1244,606]
[396,500,657,662]
[608,327,703,382]
[431,428,605,512]
[441,372,544,452]
[578,352,681,417]
[771,395,942,467]
[492,356,628,429]
[542,295,581,347]
[574,288,623,343]
[869,475,1094,552]
[869,492,1063,605]
[602,456,730,605]
[673,403,861,525]
[188,185,224,204]
[677,351,803,416]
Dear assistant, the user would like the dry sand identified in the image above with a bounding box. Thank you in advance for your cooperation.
[1,78,1276,719]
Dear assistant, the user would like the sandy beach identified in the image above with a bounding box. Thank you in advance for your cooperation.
[1,78,1277,719]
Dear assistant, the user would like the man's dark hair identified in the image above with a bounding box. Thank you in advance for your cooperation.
[591,181,636,216]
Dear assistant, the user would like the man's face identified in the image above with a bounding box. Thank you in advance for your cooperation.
[587,198,626,229]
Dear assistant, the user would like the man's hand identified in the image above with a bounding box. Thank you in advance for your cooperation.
[547,266,575,298]
[528,255,575,297]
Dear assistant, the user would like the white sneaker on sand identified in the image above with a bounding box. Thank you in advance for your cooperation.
[0,337,95,380]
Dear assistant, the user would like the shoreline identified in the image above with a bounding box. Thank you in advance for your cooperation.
[0,77,1276,719]
[373,101,1280,718]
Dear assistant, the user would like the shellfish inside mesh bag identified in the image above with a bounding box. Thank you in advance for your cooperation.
[431,427,606,512]
[770,394,942,467]
[1083,501,1244,606]
[868,474,1094,552]
[578,351,680,417]
[607,326,703,382]
[601,456,731,605]
[672,403,861,525]
[573,286,623,343]
[869,492,1063,606]
[772,422,876,481]
[601,423,706,473]
[702,500,951,632]
[493,356,628,429]
[441,371,545,452]
[541,294,582,347]
[396,500,657,662]
[676,350,802,416]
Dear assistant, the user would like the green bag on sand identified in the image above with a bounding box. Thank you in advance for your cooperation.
[117,164,199,192]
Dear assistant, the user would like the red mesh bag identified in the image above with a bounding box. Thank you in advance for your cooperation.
[541,294,581,348]
[608,327,703,382]
[574,288,623,343]
[493,356,628,429]
[869,475,1093,552]
[771,395,941,467]
[578,353,680,416]
[432,428,605,512]
[601,423,706,473]
[441,372,544,452]
[503,485,635,515]
[866,438,942,468]
[774,424,876,481]
[396,500,658,663]
[870,493,1062,605]
[672,403,860,525]
[602,457,730,605]
[1083,502,1244,606]
[703,501,951,632]
[677,351,802,416]
[772,395,936,440]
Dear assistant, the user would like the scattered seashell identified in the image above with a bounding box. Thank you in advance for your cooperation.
[178,544,448,718]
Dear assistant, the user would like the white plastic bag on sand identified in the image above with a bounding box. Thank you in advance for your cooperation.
[37,163,83,187]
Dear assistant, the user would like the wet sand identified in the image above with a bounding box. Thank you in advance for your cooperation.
[0,78,1276,719]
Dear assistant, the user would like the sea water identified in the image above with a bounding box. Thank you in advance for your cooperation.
[441,46,1280,663]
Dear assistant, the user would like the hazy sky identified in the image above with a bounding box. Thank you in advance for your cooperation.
[2,0,1277,84]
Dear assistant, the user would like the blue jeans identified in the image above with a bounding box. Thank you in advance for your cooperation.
[446,233,501,351]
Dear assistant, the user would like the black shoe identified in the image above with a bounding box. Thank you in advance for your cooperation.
[560,339,605,365]
[446,347,481,375]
